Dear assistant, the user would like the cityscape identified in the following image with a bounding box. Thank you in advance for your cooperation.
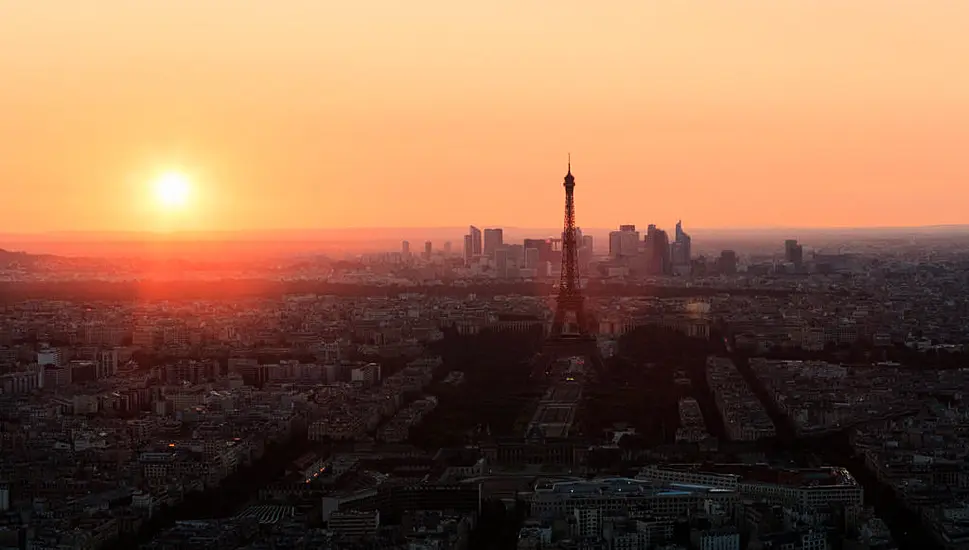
[2,161,969,550]
[4,2,969,550]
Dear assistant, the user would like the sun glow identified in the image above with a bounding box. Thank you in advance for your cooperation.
[153,171,191,208]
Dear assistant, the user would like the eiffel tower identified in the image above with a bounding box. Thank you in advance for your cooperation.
[549,156,590,339]
[532,157,599,387]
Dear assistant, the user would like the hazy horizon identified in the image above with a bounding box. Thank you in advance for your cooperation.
[4,223,969,241]
[3,223,967,262]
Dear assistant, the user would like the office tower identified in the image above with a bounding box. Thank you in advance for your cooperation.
[622,229,640,256]
[609,231,622,258]
[673,220,692,266]
[579,235,594,271]
[645,229,671,275]
[401,241,410,256]
[469,226,482,256]
[443,241,452,254]
[525,247,540,269]
[424,241,432,260]
[785,239,803,266]
[719,250,738,275]
[506,244,524,265]
[609,225,640,258]
[463,235,473,264]
[483,228,503,257]
[524,238,553,265]
[671,241,685,266]
[495,248,508,278]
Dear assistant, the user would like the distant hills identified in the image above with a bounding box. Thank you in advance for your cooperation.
[0,248,54,268]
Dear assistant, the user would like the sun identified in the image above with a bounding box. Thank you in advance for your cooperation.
[153,171,191,208]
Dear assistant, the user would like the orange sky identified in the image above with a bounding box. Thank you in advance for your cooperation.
[2,2,967,233]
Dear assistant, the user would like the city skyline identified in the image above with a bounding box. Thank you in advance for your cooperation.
[4,4,969,550]
[4,2,969,233]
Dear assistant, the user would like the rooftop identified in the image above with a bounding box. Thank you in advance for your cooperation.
[653,463,858,488]
[535,476,733,497]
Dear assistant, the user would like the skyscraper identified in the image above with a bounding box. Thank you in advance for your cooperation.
[524,247,540,269]
[609,231,622,258]
[401,240,410,257]
[469,226,482,256]
[524,238,553,266]
[495,248,508,278]
[424,241,432,260]
[609,225,640,258]
[785,239,803,265]
[645,228,671,275]
[443,241,452,254]
[506,244,524,266]
[463,235,473,265]
[673,220,692,266]
[579,235,594,271]
[483,228,503,257]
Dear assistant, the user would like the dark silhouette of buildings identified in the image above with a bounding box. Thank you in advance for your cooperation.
[673,220,692,268]
[645,225,672,275]
[469,226,482,256]
[785,239,804,267]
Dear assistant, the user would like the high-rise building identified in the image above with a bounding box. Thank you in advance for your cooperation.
[483,228,503,257]
[579,235,594,271]
[463,235,473,265]
[469,226,482,256]
[609,231,622,258]
[495,248,509,278]
[401,241,410,257]
[673,220,692,266]
[443,241,452,254]
[525,247,540,269]
[524,238,553,265]
[609,225,640,258]
[506,244,524,265]
[424,241,432,260]
[645,228,671,275]
[785,239,803,266]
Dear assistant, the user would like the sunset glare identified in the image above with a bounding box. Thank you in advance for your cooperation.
[3,2,969,232]
[153,172,191,209]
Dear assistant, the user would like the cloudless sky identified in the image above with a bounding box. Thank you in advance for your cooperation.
[2,1,967,233]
